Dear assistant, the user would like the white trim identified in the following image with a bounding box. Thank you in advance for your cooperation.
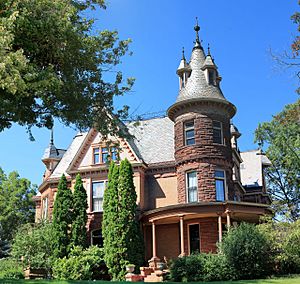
[184,120,195,146]
[187,223,201,255]
[185,170,198,203]
[91,180,107,212]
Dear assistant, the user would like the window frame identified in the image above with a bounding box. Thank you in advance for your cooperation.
[42,196,48,220]
[186,171,198,203]
[184,120,195,146]
[215,169,227,201]
[212,120,224,145]
[91,180,106,212]
[187,223,201,255]
[92,145,119,164]
[91,229,104,247]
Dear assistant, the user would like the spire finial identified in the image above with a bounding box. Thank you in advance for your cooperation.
[207,43,211,56]
[182,47,185,60]
[50,127,54,145]
[194,17,200,44]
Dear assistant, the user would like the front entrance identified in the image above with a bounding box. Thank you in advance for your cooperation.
[188,224,200,254]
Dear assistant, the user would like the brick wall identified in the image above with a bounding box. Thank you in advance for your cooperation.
[173,107,234,203]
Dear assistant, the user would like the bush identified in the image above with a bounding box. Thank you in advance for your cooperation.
[202,253,233,281]
[0,258,24,279]
[52,246,109,280]
[170,254,209,282]
[221,222,273,280]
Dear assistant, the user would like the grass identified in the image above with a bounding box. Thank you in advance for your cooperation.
[1,276,300,284]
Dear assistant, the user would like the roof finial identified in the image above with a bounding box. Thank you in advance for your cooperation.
[207,43,211,56]
[50,127,54,145]
[194,17,200,44]
[182,47,185,60]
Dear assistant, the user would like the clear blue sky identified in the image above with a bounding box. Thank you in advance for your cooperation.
[0,0,298,186]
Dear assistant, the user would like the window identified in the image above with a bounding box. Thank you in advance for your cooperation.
[101,147,109,163]
[42,196,48,219]
[111,146,118,161]
[184,121,195,145]
[187,171,197,202]
[213,120,223,144]
[91,229,103,247]
[93,146,118,164]
[208,70,215,85]
[92,181,105,212]
[215,170,226,201]
[189,224,200,254]
[93,148,100,164]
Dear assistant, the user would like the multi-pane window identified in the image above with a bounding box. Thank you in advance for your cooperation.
[111,146,118,161]
[184,121,195,145]
[101,147,109,163]
[93,148,100,164]
[187,171,197,203]
[215,170,226,201]
[92,181,105,212]
[213,121,223,144]
[42,196,48,219]
[93,146,118,164]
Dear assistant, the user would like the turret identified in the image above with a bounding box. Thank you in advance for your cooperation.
[167,19,237,203]
[42,129,66,180]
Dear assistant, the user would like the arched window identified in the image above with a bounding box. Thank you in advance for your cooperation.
[91,229,103,247]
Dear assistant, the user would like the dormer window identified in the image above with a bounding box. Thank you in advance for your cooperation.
[184,121,195,145]
[208,69,216,85]
[213,121,223,144]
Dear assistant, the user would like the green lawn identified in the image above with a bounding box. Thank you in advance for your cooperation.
[0,276,300,284]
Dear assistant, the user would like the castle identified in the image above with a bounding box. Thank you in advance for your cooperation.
[34,21,271,262]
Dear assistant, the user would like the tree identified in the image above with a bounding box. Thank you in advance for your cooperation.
[52,174,73,258]
[255,100,300,221]
[118,159,144,271]
[11,222,54,273]
[70,174,88,249]
[0,167,36,244]
[103,162,122,280]
[103,160,144,280]
[0,0,133,137]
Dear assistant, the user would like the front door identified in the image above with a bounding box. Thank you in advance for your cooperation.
[189,224,200,254]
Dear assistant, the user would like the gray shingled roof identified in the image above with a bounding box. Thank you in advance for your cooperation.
[51,132,88,178]
[42,144,66,160]
[127,117,175,164]
[176,47,226,103]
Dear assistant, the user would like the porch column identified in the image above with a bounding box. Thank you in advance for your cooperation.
[151,221,157,258]
[226,209,231,228]
[179,215,185,256]
[218,215,222,242]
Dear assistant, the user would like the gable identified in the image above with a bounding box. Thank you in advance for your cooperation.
[68,129,142,173]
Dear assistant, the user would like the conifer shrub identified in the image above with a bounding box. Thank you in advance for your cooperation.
[221,222,273,280]
[52,246,108,280]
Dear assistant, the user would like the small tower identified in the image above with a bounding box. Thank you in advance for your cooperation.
[177,48,191,89]
[168,19,237,203]
[42,129,66,180]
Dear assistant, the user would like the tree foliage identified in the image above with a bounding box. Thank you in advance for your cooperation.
[0,0,133,136]
[11,222,54,272]
[70,174,88,249]
[52,174,73,258]
[103,160,144,280]
[255,100,300,221]
[0,167,36,243]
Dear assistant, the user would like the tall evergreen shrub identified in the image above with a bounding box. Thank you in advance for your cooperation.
[52,174,73,258]
[70,174,88,248]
